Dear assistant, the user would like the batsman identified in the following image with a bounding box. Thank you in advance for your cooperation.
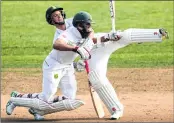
[74,0,169,120]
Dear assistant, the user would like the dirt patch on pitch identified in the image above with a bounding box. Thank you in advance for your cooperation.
[1,68,173,122]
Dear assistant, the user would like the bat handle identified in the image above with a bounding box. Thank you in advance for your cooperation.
[112,19,116,32]
[84,60,89,74]
[112,28,116,33]
[84,60,92,86]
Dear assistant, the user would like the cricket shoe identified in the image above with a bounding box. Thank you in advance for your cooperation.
[110,110,123,120]
[28,108,44,120]
[159,28,169,40]
[6,91,20,115]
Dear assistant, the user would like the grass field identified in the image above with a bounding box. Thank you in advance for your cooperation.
[1,1,173,68]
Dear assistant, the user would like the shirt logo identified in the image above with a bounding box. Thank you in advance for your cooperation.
[54,74,59,79]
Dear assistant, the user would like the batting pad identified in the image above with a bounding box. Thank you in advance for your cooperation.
[88,71,124,114]
[121,28,162,43]
[29,99,85,116]
[10,97,84,113]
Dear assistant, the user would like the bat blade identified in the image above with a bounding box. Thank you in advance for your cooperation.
[90,87,105,118]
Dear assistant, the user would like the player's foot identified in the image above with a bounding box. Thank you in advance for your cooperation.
[6,91,20,115]
[28,108,44,120]
[159,28,169,39]
[110,110,123,120]
[6,101,16,115]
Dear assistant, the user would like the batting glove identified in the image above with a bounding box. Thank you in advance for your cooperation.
[104,31,122,41]
[72,46,91,60]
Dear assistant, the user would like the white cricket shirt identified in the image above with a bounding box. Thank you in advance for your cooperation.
[48,26,86,64]
[52,18,73,44]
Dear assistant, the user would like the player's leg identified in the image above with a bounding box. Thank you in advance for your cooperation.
[6,67,63,120]
[27,60,66,120]
[7,61,84,120]
[6,57,65,119]
[27,96,84,116]
[6,66,66,120]
[10,95,85,116]
[88,69,124,120]
[118,28,169,43]
[6,91,40,115]
[6,91,45,120]
[89,45,124,120]
[59,65,77,99]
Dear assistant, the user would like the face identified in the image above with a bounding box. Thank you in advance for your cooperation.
[85,22,92,32]
[77,22,93,38]
[51,10,64,24]
[78,22,92,32]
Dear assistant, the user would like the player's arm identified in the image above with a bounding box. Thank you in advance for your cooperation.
[53,38,75,51]
[53,31,78,51]
[53,32,91,60]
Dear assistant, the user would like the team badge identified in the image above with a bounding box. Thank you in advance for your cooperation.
[54,74,59,79]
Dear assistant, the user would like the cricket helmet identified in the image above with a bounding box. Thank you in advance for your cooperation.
[72,11,94,38]
[46,6,66,25]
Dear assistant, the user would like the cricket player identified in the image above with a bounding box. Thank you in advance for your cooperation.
[64,14,169,120]
[85,28,169,120]
[72,19,169,120]
[6,7,120,120]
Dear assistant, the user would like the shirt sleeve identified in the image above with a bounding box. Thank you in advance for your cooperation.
[53,31,58,44]
[57,31,70,43]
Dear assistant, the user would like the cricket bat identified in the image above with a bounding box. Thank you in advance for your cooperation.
[84,60,105,118]
[109,0,116,32]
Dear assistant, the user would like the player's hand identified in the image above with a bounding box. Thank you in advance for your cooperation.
[72,46,91,60]
[73,60,85,72]
[104,31,122,41]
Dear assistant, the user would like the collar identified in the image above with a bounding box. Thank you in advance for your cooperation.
[55,19,71,34]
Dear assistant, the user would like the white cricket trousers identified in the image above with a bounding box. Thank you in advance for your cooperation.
[89,33,130,79]
[38,56,77,103]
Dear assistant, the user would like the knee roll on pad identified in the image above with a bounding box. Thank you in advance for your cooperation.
[88,70,105,90]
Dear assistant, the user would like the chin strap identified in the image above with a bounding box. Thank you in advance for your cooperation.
[54,21,65,25]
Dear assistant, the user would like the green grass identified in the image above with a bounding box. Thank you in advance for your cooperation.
[1,1,173,68]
